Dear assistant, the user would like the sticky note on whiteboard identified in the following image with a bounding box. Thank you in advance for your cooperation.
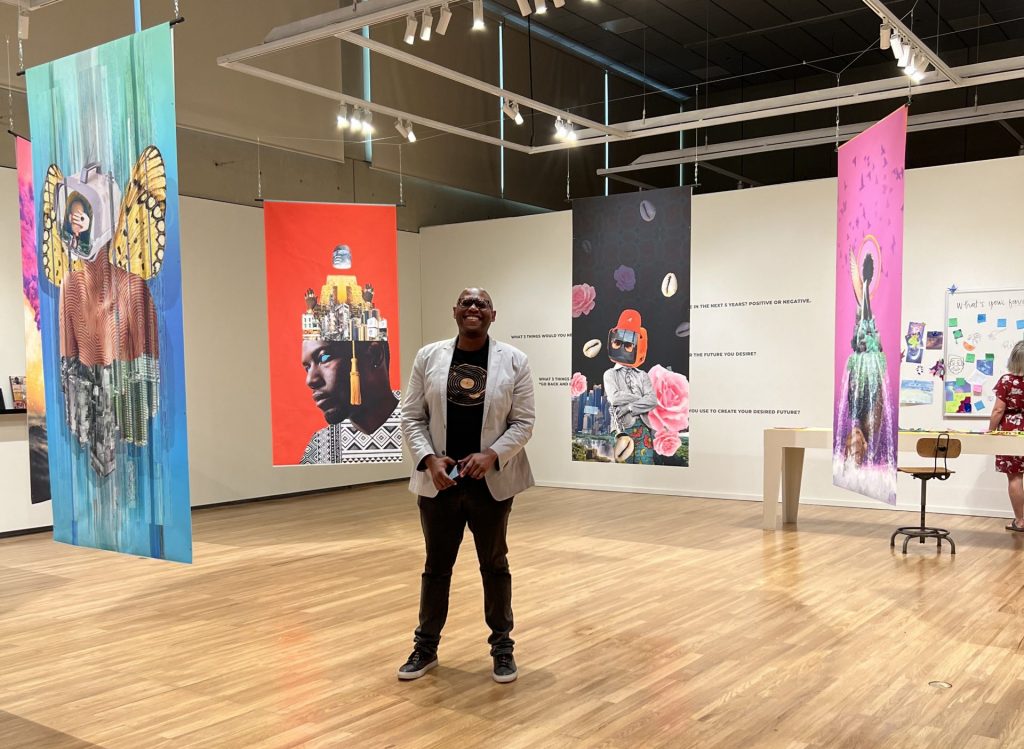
[978,314,987,323]
[949,318,958,327]
[1017,320,1024,330]
[999,319,1008,328]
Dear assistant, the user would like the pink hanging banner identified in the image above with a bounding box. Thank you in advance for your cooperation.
[833,106,906,505]
[16,136,50,502]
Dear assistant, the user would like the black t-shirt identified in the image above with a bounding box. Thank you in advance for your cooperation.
[445,338,489,462]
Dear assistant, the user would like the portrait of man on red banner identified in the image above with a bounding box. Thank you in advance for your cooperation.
[265,201,402,466]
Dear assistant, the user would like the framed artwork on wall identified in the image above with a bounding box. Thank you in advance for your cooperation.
[9,376,27,409]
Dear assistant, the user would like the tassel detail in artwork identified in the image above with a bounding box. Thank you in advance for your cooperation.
[349,338,362,406]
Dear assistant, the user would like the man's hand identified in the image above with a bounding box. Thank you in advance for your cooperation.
[425,454,457,492]
[458,449,498,480]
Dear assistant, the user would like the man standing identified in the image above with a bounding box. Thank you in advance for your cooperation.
[399,287,535,683]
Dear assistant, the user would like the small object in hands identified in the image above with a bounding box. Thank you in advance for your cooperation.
[614,434,634,463]
[661,272,678,298]
[583,339,602,358]
[448,463,460,481]
[675,322,690,338]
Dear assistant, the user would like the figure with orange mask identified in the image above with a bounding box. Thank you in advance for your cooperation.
[603,309,659,465]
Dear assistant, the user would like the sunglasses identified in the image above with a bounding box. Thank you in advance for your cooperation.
[458,298,492,309]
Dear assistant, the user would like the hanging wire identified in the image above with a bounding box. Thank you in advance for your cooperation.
[173,0,180,19]
[6,36,13,131]
[398,143,404,206]
[834,73,841,151]
[565,148,570,201]
[974,0,981,108]
[641,28,647,123]
[16,0,25,73]
[256,136,263,201]
[695,0,710,187]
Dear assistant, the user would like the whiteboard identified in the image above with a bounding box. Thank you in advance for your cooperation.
[944,288,1024,418]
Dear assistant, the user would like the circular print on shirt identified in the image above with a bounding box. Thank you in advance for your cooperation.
[448,363,487,407]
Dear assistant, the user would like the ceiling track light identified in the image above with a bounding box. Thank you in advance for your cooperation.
[515,0,531,15]
[362,109,374,136]
[555,117,567,138]
[890,32,904,61]
[472,0,484,30]
[502,100,524,125]
[395,118,416,142]
[566,123,577,142]
[336,103,349,129]
[533,0,547,14]
[911,58,931,83]
[553,0,565,7]
[897,43,911,69]
[350,108,363,133]
[404,13,418,45]
[420,9,433,41]
[903,49,919,76]
[436,2,452,35]
[503,99,523,125]
[879,24,891,51]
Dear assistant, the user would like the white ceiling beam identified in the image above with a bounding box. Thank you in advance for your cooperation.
[861,0,963,85]
[222,61,534,154]
[529,55,1024,154]
[0,0,69,9]
[596,99,1024,176]
[218,0,441,66]
[337,32,627,139]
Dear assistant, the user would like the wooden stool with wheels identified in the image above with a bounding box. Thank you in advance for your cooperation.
[892,434,960,554]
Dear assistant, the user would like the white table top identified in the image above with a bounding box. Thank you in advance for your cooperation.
[766,427,1024,455]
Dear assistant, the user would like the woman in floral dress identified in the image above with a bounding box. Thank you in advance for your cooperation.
[989,341,1024,531]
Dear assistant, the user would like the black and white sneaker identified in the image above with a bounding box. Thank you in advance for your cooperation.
[492,653,517,683]
[397,650,438,680]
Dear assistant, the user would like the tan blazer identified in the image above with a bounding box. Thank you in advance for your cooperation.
[401,337,535,500]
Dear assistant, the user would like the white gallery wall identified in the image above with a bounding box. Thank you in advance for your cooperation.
[180,199,420,507]
[4,155,1024,536]
[0,169,420,534]
[418,155,1024,518]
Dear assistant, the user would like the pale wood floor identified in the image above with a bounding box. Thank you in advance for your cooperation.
[3,484,1024,748]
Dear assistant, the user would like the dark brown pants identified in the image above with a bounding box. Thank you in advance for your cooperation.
[414,479,514,656]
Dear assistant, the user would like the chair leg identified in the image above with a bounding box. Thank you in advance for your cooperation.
[920,478,928,542]
[891,475,956,554]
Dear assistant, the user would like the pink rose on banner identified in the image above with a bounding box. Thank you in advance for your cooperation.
[570,372,587,397]
[648,364,690,434]
[653,430,681,457]
[571,283,597,318]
